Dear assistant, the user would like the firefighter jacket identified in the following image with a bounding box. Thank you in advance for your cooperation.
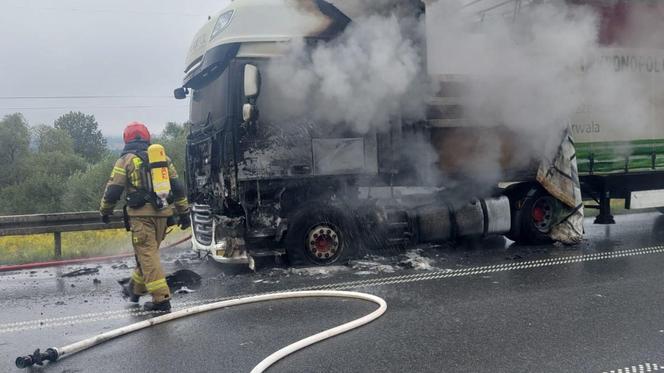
[100,141,190,217]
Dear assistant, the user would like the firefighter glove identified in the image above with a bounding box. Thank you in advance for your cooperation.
[178,214,191,230]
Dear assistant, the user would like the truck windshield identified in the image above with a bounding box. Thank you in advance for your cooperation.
[189,65,230,130]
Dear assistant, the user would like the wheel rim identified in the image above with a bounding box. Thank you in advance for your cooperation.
[531,196,555,233]
[305,224,342,264]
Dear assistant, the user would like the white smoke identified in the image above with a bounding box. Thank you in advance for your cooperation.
[262,13,426,134]
[328,0,423,18]
[261,0,663,190]
[429,1,597,157]
[426,0,662,188]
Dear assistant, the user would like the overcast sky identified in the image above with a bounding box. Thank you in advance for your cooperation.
[0,0,229,136]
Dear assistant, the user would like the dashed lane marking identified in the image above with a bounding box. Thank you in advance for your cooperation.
[603,362,661,373]
[2,244,664,334]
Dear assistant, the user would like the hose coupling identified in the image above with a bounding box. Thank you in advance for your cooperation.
[15,348,58,368]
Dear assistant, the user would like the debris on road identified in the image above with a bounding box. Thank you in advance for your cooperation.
[174,287,196,294]
[399,249,438,271]
[289,266,350,278]
[166,269,202,290]
[61,267,100,277]
[350,260,397,276]
[117,269,203,292]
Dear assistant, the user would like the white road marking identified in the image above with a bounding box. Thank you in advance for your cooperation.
[3,244,664,334]
[605,364,661,373]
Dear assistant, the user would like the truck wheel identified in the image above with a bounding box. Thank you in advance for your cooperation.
[507,186,556,245]
[285,206,357,267]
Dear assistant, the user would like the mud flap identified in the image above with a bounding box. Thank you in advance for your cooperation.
[536,128,584,245]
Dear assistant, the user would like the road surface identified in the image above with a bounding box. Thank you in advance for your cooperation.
[3,212,664,372]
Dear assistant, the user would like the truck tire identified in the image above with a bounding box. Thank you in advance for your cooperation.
[506,186,556,245]
[285,205,358,267]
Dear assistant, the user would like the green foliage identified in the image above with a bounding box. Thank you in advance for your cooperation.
[34,124,75,154]
[0,172,68,214]
[62,153,117,212]
[154,121,190,180]
[0,113,30,186]
[161,121,184,141]
[54,111,108,162]
[30,151,88,178]
[0,151,88,214]
[0,115,190,215]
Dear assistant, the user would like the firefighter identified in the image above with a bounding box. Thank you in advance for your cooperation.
[100,122,190,312]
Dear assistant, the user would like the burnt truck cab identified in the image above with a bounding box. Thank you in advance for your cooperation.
[175,0,389,265]
[175,0,534,268]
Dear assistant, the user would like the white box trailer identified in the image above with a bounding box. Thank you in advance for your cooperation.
[425,0,664,224]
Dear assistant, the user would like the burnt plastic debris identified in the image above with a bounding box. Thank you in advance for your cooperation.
[117,269,202,291]
[174,286,196,294]
[166,270,202,290]
[15,348,59,369]
[61,267,100,277]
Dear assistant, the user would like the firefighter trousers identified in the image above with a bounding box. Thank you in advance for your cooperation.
[129,216,171,303]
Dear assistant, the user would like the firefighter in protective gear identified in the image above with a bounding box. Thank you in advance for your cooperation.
[100,121,190,312]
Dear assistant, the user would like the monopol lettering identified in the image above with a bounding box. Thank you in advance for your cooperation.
[599,55,664,73]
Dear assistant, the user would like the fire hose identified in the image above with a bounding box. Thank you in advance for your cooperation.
[15,290,387,372]
[0,235,192,273]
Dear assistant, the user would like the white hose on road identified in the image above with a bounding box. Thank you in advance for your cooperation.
[21,290,387,372]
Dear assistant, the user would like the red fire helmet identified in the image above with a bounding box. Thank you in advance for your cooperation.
[123,121,151,144]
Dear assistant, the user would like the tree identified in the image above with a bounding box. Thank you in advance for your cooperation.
[0,113,30,186]
[0,172,68,214]
[54,111,107,163]
[34,125,75,154]
[162,121,184,141]
[153,122,190,181]
[0,150,87,214]
[62,154,117,212]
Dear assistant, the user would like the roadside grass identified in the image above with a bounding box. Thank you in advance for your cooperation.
[0,228,190,266]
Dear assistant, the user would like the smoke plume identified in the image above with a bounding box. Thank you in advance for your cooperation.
[263,13,426,134]
[430,0,654,157]
[262,0,664,191]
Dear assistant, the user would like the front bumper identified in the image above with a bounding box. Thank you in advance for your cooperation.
[192,235,252,264]
[191,204,251,265]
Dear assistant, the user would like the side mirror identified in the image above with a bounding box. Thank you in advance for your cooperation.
[243,103,256,122]
[174,87,189,100]
[243,64,260,99]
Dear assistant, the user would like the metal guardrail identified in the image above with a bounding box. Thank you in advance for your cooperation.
[0,211,125,258]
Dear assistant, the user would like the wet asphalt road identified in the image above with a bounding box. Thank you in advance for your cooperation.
[3,212,664,372]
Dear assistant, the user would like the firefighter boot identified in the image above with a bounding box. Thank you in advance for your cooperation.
[143,300,171,313]
[121,280,142,303]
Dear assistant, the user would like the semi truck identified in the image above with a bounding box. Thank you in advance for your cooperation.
[174,0,664,267]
